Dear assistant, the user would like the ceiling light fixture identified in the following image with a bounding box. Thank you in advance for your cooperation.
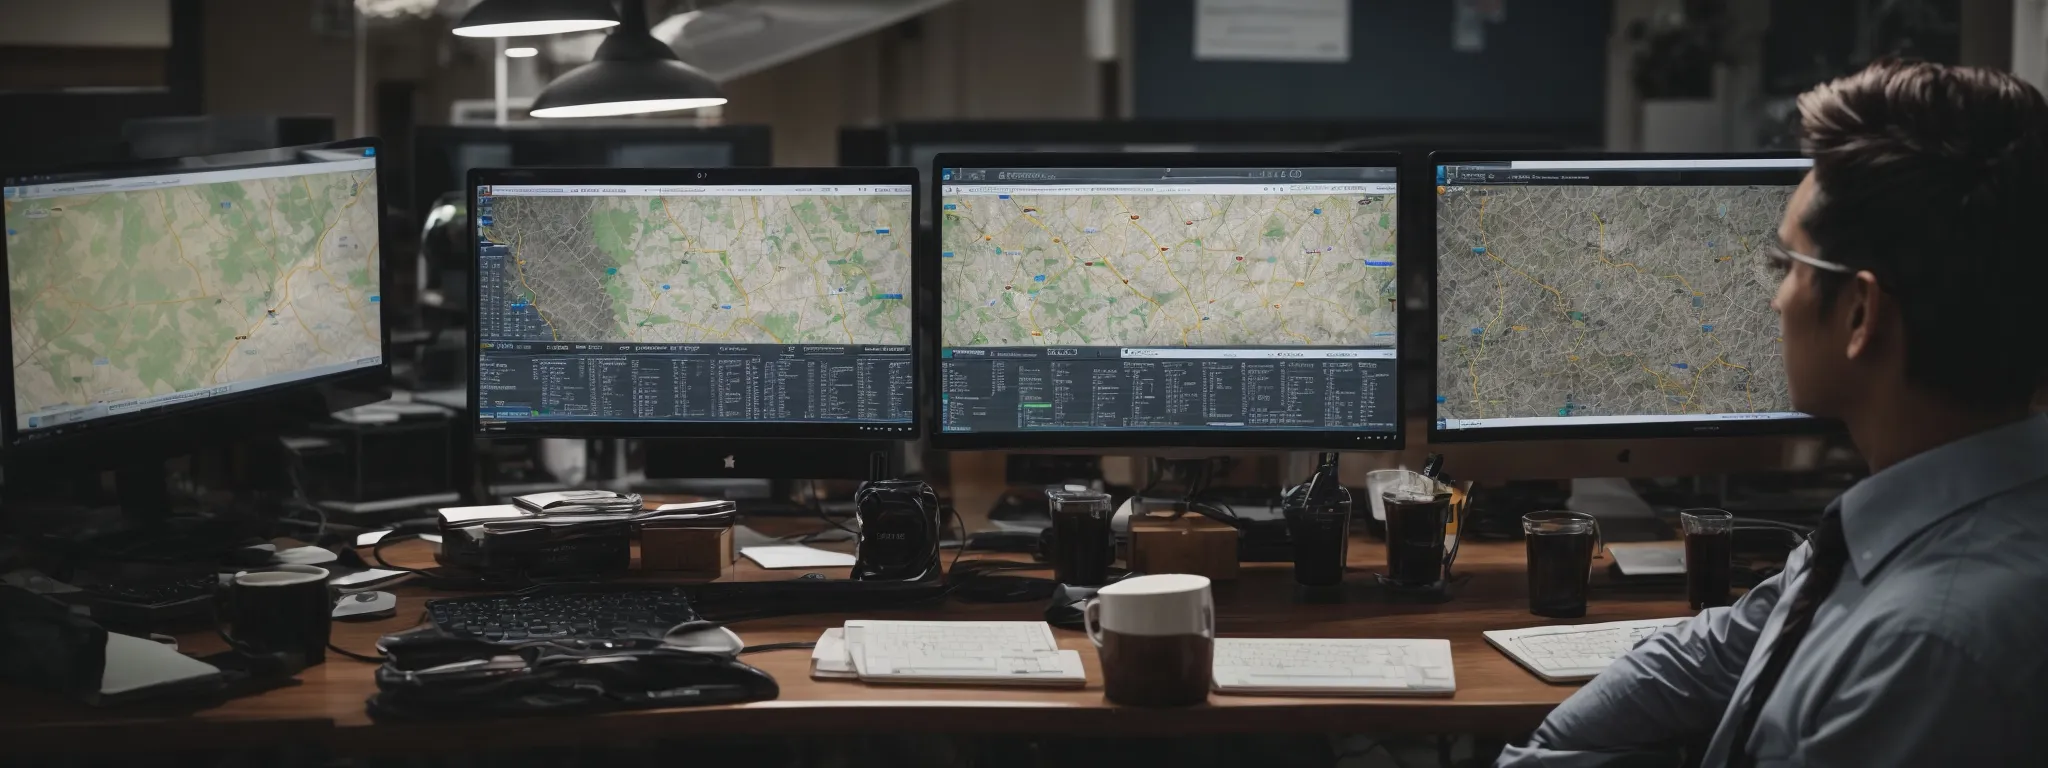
[452,0,621,38]
[529,0,726,119]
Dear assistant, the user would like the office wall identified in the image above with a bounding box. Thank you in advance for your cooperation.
[0,0,171,90]
[0,0,170,47]
[203,0,355,127]
[1130,0,1608,125]
[723,0,1101,166]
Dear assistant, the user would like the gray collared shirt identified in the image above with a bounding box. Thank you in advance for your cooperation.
[1498,415,2048,767]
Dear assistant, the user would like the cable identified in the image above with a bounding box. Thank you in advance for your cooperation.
[739,641,817,655]
[368,530,588,592]
[946,504,966,574]
[805,480,858,537]
[327,641,388,663]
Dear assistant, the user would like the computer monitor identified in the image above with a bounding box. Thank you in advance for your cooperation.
[931,153,1405,451]
[1429,152,1833,442]
[3,139,392,519]
[467,167,920,442]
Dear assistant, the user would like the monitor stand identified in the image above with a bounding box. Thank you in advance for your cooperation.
[638,438,900,522]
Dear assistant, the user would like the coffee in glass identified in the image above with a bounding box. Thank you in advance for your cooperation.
[1522,510,1601,618]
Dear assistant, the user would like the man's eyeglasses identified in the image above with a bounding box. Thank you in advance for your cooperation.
[1763,242,1854,276]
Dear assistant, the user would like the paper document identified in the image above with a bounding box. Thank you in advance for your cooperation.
[811,628,859,679]
[740,545,856,569]
[332,568,408,588]
[274,546,338,565]
[438,504,523,523]
[1608,542,1686,576]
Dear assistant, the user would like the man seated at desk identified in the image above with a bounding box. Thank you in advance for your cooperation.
[1499,59,2048,767]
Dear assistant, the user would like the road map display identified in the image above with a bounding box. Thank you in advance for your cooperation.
[6,159,381,432]
[480,191,912,345]
[933,165,1402,440]
[471,184,917,430]
[939,191,1398,348]
[1435,180,1796,426]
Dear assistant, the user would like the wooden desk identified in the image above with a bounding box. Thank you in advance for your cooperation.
[1,528,1689,754]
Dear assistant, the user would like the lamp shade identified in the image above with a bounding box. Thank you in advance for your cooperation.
[453,0,621,38]
[529,0,726,118]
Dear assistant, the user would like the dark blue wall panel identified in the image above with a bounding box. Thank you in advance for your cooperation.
[1133,0,1610,124]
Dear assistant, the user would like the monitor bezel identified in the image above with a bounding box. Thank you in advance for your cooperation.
[466,165,924,441]
[410,124,772,223]
[1425,150,1840,444]
[0,137,394,456]
[927,151,1407,452]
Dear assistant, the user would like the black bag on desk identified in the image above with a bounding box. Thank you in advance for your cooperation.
[0,585,108,699]
[367,638,779,721]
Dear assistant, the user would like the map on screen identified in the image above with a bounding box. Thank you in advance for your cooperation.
[939,191,1398,348]
[1435,183,1795,422]
[480,192,912,345]
[6,162,381,430]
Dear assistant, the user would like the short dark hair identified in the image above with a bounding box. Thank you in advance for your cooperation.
[1797,59,2048,407]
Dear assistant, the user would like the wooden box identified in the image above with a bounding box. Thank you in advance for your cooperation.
[1129,513,1239,581]
[640,525,733,576]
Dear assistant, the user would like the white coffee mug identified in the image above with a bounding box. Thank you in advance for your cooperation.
[1084,573,1215,706]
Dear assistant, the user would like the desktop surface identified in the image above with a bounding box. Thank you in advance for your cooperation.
[468,167,919,440]
[1430,153,1826,442]
[0,530,1687,753]
[932,154,1403,450]
[2,140,388,450]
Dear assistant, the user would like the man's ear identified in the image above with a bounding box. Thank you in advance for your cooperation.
[1842,271,1886,362]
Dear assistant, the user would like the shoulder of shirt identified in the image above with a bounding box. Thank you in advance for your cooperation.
[1857,478,2048,676]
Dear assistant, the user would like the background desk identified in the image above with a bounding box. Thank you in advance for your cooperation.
[0,530,1689,755]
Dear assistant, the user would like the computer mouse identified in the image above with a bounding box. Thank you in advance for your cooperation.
[333,590,397,620]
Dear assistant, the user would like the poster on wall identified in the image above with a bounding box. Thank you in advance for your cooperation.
[1194,0,1351,63]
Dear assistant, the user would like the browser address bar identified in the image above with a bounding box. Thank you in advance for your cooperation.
[1509,159,1812,170]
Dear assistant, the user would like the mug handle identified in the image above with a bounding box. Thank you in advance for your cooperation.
[214,574,257,656]
[1200,603,1215,640]
[1083,598,1105,648]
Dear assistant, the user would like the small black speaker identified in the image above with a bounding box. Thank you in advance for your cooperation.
[851,479,941,582]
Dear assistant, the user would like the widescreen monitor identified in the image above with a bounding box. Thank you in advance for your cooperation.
[1430,152,1830,442]
[932,152,1404,450]
[468,167,919,440]
[3,139,390,452]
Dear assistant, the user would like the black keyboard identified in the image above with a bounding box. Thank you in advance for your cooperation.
[426,586,702,643]
[84,574,216,606]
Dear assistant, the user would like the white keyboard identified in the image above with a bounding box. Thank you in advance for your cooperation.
[1483,618,1690,682]
[1211,638,1457,697]
[846,620,1085,686]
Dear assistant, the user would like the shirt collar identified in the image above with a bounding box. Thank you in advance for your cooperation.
[1838,414,2048,582]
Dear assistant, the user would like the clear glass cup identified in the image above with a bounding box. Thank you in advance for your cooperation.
[1047,487,1114,587]
[1378,471,1461,588]
[1681,508,1735,609]
[1522,510,1602,618]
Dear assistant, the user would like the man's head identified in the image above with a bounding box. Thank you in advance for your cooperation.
[1772,60,2048,419]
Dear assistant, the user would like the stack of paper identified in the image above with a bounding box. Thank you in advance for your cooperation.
[809,620,1086,687]
[514,490,646,516]
[437,500,733,530]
